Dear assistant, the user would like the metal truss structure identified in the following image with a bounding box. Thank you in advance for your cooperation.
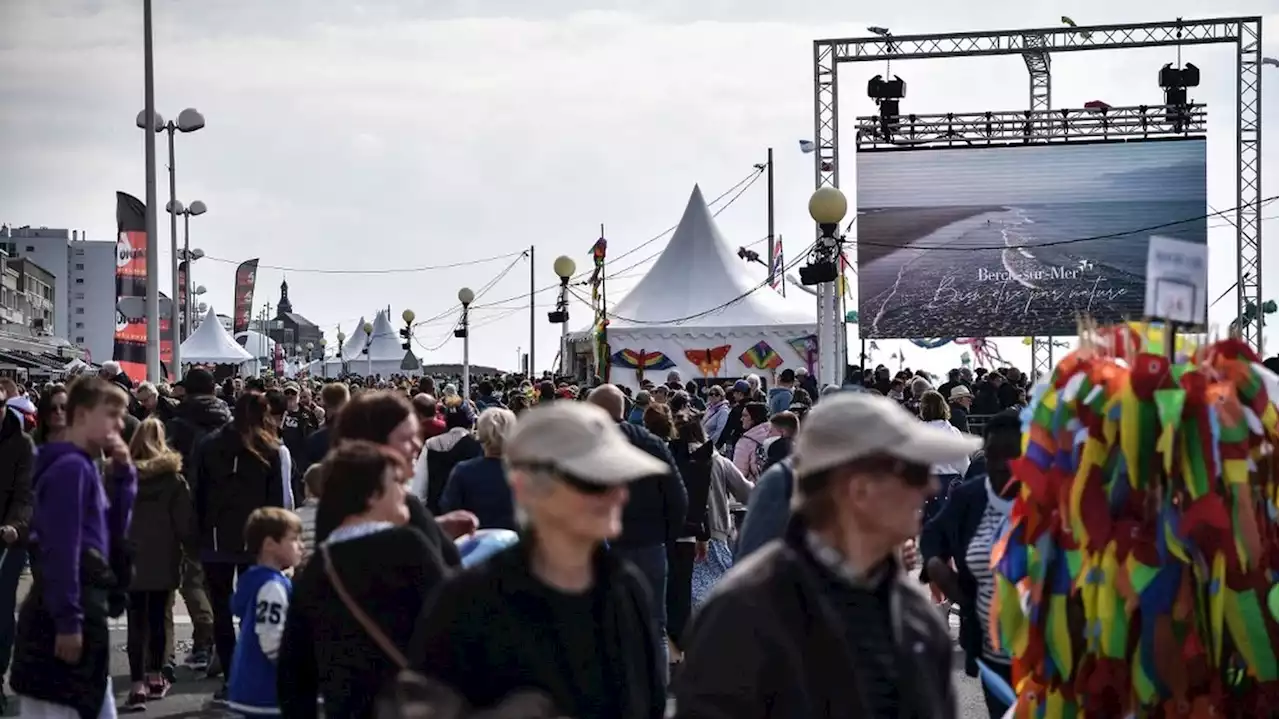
[813,17,1265,383]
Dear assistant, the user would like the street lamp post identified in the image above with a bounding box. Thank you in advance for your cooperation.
[362,321,374,379]
[807,186,849,387]
[336,329,347,376]
[318,338,328,379]
[139,107,204,380]
[549,256,576,376]
[456,287,475,398]
[170,200,206,339]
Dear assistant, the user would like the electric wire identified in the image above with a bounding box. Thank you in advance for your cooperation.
[199,250,525,275]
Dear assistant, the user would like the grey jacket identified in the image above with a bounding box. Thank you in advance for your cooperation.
[707,452,752,544]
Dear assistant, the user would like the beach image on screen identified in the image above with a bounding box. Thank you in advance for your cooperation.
[854,138,1208,339]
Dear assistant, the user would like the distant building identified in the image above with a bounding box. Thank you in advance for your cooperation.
[0,226,116,362]
[267,279,322,361]
[11,257,56,335]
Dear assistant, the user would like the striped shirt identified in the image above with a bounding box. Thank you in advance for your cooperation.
[965,502,1011,665]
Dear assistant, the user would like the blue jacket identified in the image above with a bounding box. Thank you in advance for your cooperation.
[614,422,687,549]
[228,565,292,714]
[918,476,989,677]
[440,456,517,531]
[734,459,793,561]
[767,387,794,416]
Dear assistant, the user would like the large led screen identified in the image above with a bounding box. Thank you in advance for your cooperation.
[855,138,1207,338]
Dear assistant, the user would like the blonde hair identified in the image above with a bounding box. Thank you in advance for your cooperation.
[130,417,181,467]
[919,390,950,422]
[476,407,517,457]
[136,382,158,400]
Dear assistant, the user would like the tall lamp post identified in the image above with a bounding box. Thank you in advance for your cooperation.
[456,287,475,398]
[318,338,328,379]
[549,256,576,376]
[138,107,204,379]
[362,321,374,379]
[336,329,347,376]
[805,186,849,387]
[170,199,206,338]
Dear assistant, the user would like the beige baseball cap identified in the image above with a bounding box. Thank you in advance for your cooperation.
[794,392,980,478]
[506,401,669,486]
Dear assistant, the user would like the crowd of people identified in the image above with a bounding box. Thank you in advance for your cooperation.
[0,351,1201,719]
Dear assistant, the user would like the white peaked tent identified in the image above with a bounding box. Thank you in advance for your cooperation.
[339,317,369,361]
[589,185,817,389]
[325,312,420,377]
[182,307,254,364]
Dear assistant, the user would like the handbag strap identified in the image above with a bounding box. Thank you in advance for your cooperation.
[321,543,410,670]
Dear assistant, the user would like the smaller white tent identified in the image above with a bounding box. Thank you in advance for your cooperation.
[182,308,254,364]
[339,317,369,360]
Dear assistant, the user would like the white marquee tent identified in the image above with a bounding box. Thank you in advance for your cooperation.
[577,185,817,389]
[182,307,254,365]
[322,311,421,377]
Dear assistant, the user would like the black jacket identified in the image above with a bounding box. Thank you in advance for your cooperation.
[165,394,232,489]
[918,477,989,677]
[669,439,714,539]
[0,410,33,543]
[127,453,195,592]
[720,400,749,450]
[410,537,665,719]
[671,516,957,719]
[191,425,292,563]
[614,422,687,549]
[948,403,970,434]
[278,526,448,719]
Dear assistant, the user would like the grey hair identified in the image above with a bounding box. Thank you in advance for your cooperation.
[506,465,560,529]
[101,360,121,375]
[136,382,157,399]
[910,376,932,398]
[476,407,517,455]
[746,374,762,390]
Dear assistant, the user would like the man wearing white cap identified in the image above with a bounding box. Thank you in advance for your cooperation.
[671,393,978,719]
[412,401,668,718]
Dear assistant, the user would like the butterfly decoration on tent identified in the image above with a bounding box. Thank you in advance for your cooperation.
[739,341,783,371]
[787,335,819,375]
[685,345,731,378]
[990,325,1279,718]
[611,349,676,384]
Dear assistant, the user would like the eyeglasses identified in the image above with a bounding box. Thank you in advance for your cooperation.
[848,455,934,488]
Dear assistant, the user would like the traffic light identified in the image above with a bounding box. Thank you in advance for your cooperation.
[400,325,411,351]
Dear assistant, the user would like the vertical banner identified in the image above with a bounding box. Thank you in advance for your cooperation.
[178,260,189,341]
[273,340,285,376]
[232,259,260,335]
[114,192,173,382]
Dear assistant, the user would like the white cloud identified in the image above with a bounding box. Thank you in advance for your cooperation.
[0,0,1276,371]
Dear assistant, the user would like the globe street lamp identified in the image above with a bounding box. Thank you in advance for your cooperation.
[456,287,475,398]
[806,186,849,387]
[170,199,207,339]
[336,329,347,376]
[139,107,204,379]
[362,320,374,378]
[318,337,328,378]
[549,256,576,375]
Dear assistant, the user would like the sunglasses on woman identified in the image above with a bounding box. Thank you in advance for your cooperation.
[512,462,615,496]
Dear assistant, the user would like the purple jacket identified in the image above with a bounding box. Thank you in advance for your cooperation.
[30,443,137,634]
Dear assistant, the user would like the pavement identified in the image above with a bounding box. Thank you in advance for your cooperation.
[11,574,992,718]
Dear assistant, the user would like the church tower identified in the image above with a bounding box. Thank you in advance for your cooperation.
[277,277,293,316]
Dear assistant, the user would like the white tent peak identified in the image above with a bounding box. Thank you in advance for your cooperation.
[182,307,253,364]
[367,310,404,361]
[340,317,368,360]
[607,184,814,329]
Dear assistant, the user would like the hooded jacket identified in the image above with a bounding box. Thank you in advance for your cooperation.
[732,422,774,482]
[166,394,232,493]
[128,451,195,591]
[414,427,482,515]
[0,409,34,542]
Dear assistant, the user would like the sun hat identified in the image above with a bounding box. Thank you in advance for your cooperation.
[793,392,980,479]
[949,385,973,400]
[506,402,668,486]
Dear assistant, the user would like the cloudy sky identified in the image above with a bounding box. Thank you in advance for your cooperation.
[1,0,1276,372]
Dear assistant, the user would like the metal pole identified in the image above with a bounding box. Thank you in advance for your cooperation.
[528,245,535,379]
[143,0,161,383]
[462,307,471,398]
[560,322,568,377]
[766,147,775,285]
[182,212,191,338]
[167,127,182,380]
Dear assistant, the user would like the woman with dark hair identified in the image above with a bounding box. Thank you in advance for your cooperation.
[278,440,448,719]
[642,404,675,441]
[32,384,68,446]
[190,390,294,701]
[731,402,773,482]
[326,391,471,567]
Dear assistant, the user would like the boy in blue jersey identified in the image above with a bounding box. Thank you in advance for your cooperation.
[226,507,303,715]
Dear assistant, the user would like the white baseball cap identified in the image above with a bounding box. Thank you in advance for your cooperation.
[506,401,669,486]
[793,392,980,478]
[949,385,973,400]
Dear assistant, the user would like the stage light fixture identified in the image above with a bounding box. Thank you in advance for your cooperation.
[1158,62,1199,131]
[867,74,906,139]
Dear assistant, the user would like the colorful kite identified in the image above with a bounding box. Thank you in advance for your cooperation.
[991,324,1279,718]
[611,348,676,384]
[788,335,819,375]
[685,345,732,378]
[739,341,783,371]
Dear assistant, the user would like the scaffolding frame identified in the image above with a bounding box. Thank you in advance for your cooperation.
[814,17,1265,379]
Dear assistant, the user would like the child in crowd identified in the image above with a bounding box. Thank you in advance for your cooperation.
[226,508,304,716]
[297,464,325,565]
